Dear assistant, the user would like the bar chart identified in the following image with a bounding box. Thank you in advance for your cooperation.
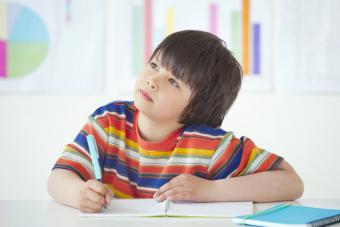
[132,0,272,88]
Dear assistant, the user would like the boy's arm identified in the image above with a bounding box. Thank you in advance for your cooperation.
[47,169,85,208]
[210,160,304,202]
[153,160,304,202]
[47,169,112,212]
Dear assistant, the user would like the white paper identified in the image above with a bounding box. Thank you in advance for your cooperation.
[80,199,164,217]
[168,201,253,217]
[80,199,253,218]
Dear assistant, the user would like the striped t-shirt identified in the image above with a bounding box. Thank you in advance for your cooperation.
[53,101,283,198]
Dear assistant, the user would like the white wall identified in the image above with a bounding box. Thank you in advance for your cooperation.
[1,0,340,200]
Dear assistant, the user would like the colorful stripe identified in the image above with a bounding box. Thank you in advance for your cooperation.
[144,0,152,63]
[0,40,6,77]
[165,6,174,36]
[53,101,283,198]
[230,11,241,63]
[242,0,250,74]
[253,23,260,74]
[133,3,143,77]
[209,3,217,35]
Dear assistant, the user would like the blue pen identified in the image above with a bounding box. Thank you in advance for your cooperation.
[86,135,108,209]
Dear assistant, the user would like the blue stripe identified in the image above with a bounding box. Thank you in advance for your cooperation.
[210,141,244,180]
[74,132,90,155]
[91,101,135,124]
[184,124,227,136]
[74,132,106,169]
[104,156,175,189]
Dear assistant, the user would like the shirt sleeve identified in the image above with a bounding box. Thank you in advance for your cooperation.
[207,132,283,180]
[52,115,109,181]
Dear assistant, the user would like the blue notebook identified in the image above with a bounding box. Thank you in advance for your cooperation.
[233,204,340,227]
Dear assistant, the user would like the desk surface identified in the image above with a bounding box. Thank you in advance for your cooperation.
[1,199,340,227]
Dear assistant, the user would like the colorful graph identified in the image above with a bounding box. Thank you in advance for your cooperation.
[132,0,263,77]
[0,2,49,79]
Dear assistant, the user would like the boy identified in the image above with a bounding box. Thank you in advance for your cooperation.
[48,30,303,213]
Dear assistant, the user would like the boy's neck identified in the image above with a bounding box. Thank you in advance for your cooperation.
[137,112,183,142]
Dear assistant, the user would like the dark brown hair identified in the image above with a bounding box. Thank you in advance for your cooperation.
[150,30,243,128]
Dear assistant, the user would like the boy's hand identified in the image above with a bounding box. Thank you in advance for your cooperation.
[78,179,113,213]
[153,174,215,202]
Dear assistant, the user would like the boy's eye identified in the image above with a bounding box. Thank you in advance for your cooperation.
[150,62,158,70]
[168,78,179,88]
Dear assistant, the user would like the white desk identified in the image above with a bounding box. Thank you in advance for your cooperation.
[1,199,340,227]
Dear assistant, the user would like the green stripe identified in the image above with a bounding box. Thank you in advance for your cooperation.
[133,4,143,77]
[208,132,233,168]
[238,149,265,176]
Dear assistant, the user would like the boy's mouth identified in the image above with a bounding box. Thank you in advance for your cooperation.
[139,89,153,102]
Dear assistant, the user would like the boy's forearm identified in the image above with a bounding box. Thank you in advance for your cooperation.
[47,169,85,208]
[211,169,304,203]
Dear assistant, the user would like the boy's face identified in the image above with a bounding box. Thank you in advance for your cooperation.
[134,56,192,125]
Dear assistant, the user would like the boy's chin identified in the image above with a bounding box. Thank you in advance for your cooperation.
[134,99,147,112]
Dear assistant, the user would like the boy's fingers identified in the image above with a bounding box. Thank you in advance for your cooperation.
[155,186,183,201]
[105,193,112,205]
[154,180,183,198]
[88,180,107,196]
[155,194,166,202]
[80,205,97,213]
[167,191,191,202]
[86,188,106,205]
[105,185,114,197]
[83,199,103,211]
[104,185,113,204]
[154,183,170,197]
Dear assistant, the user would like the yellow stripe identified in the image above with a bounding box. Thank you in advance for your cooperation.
[104,127,213,157]
[105,126,139,150]
[139,148,172,157]
[138,147,214,158]
[165,6,175,35]
[105,126,125,138]
[125,138,138,150]
[174,148,214,157]
[242,0,250,74]
[248,147,260,162]
[239,147,265,175]
[107,184,133,198]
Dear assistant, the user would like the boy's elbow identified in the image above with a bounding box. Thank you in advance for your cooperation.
[293,175,304,199]
[286,172,304,200]
[277,160,304,200]
[47,172,55,199]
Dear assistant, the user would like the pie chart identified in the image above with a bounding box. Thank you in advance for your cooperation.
[0,2,49,79]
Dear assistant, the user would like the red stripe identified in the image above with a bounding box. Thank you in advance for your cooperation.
[103,173,155,198]
[103,173,137,197]
[256,154,278,172]
[208,137,240,176]
[57,158,92,180]
[179,136,220,150]
[162,165,207,175]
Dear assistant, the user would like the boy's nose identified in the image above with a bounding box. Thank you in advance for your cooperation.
[147,79,158,91]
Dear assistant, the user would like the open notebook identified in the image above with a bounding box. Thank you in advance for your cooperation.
[80,199,253,218]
